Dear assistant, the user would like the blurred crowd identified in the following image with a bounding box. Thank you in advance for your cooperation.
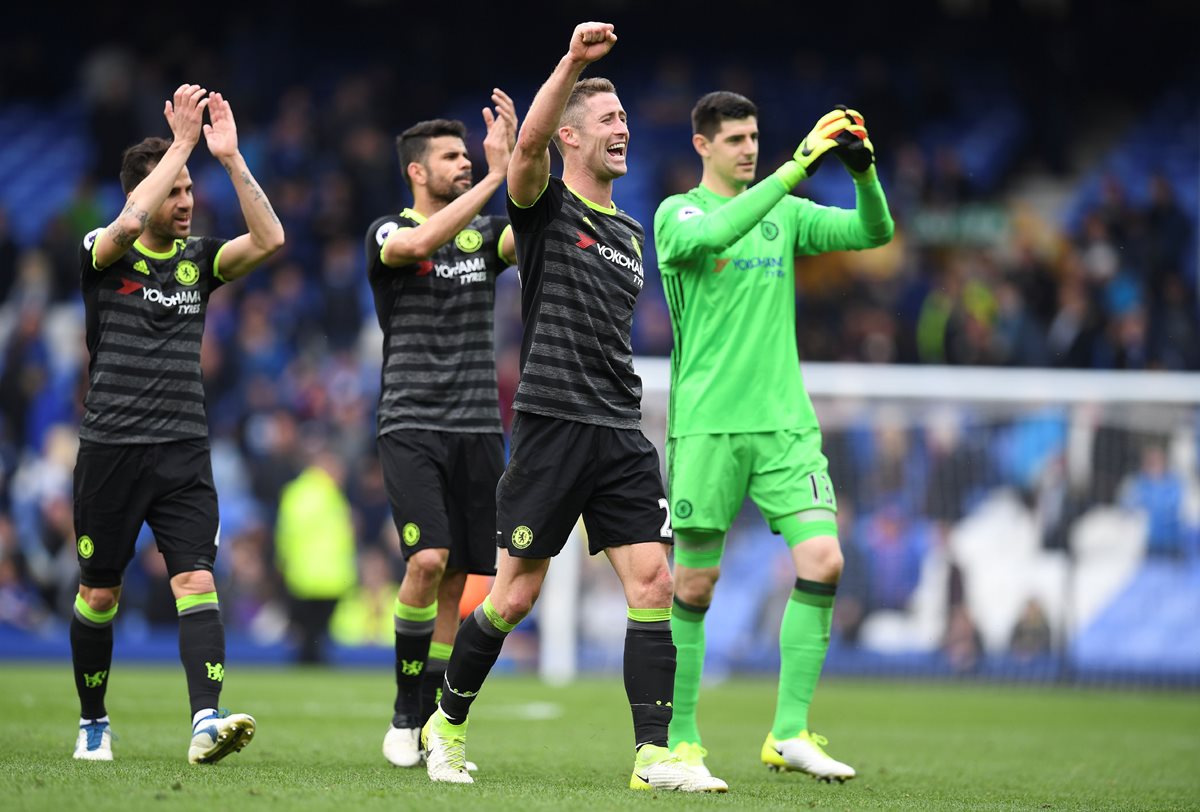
[785,167,1197,370]
[0,2,1197,667]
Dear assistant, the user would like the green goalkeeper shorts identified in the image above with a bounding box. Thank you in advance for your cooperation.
[667,427,837,542]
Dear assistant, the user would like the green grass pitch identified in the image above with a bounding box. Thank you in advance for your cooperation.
[2,663,1197,811]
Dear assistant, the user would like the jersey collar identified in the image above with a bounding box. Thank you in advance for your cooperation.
[564,183,617,215]
[695,183,736,203]
[134,238,181,259]
[400,207,428,224]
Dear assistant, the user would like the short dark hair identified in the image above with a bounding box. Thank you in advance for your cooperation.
[691,91,758,140]
[395,119,468,192]
[119,137,172,194]
[553,77,618,153]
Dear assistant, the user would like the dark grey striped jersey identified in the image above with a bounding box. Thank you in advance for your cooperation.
[507,177,645,429]
[78,230,227,444]
[365,209,511,436]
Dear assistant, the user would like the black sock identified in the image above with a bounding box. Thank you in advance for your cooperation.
[439,602,511,724]
[178,603,225,718]
[421,654,450,727]
[71,601,115,720]
[625,613,676,749]
[392,601,436,727]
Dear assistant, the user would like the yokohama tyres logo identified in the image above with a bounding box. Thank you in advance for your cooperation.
[115,279,202,313]
[142,288,201,308]
[574,231,643,288]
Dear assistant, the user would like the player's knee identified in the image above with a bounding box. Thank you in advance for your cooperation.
[170,569,216,596]
[799,538,844,583]
[675,565,719,606]
[818,544,844,581]
[631,561,674,607]
[405,550,449,587]
[829,547,845,579]
[506,590,538,622]
[78,586,119,613]
[493,585,539,623]
[493,598,532,625]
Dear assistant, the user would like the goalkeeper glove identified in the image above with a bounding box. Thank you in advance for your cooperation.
[831,104,875,176]
[774,108,850,188]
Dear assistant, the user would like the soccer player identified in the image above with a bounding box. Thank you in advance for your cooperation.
[71,84,284,763]
[363,90,518,769]
[421,23,726,793]
[655,93,894,781]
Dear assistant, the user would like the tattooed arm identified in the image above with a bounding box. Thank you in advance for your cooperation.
[203,91,285,281]
[92,84,207,269]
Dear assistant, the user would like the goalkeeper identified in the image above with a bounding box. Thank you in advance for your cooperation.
[655,93,893,782]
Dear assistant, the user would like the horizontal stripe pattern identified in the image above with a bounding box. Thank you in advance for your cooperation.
[508,179,644,428]
[366,214,508,435]
[78,237,223,444]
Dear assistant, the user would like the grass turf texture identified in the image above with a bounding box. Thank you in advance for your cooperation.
[2,664,1197,811]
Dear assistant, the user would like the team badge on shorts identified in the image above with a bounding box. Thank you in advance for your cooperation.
[511,525,533,549]
[77,535,95,559]
[175,260,200,286]
[675,500,693,519]
[454,229,483,253]
[402,522,421,547]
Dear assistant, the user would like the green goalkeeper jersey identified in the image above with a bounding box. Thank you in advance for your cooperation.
[655,175,893,438]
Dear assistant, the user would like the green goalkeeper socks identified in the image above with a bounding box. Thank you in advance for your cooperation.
[667,597,708,747]
[772,579,836,739]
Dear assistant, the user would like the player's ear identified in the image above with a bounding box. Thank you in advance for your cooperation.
[692,133,709,158]
[558,125,579,149]
[407,161,426,188]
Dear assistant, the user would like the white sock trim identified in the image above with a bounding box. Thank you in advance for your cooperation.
[192,708,218,728]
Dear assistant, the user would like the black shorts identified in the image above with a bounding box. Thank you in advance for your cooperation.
[497,411,673,559]
[379,430,503,575]
[73,438,219,588]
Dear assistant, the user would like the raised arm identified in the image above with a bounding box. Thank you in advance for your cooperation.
[795,107,894,253]
[792,176,894,254]
[92,84,208,270]
[508,22,617,206]
[656,108,852,265]
[656,178,794,266]
[203,92,285,281]
[383,89,518,266]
